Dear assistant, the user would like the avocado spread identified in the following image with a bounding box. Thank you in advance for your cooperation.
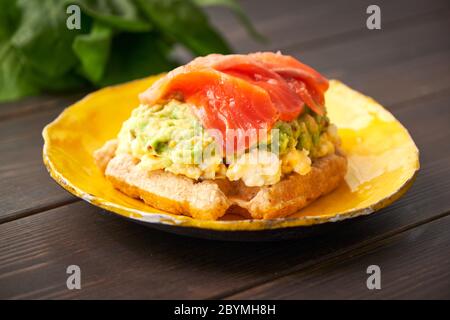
[274,109,333,158]
[117,100,335,167]
[117,100,216,166]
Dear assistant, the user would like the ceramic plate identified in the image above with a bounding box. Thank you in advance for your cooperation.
[43,76,419,241]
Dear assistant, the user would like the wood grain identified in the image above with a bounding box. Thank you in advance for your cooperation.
[289,12,450,105]
[1,91,449,299]
[0,109,78,224]
[209,0,450,53]
[0,93,84,122]
[228,215,450,299]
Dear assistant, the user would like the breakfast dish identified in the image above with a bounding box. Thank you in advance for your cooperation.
[43,68,419,238]
[94,52,347,220]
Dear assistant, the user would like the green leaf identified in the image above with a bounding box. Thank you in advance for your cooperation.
[75,0,152,32]
[98,32,178,86]
[0,43,39,102]
[0,0,21,42]
[0,0,262,102]
[135,0,231,56]
[10,0,82,78]
[0,0,39,101]
[26,65,87,92]
[194,0,265,42]
[73,22,113,83]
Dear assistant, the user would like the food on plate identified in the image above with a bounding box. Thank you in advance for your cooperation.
[94,52,347,220]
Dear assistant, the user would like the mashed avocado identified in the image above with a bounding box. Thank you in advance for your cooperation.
[117,100,336,168]
[272,110,331,157]
[117,100,216,166]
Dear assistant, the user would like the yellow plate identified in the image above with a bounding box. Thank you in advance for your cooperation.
[43,76,419,239]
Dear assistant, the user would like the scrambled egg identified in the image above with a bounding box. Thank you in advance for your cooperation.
[165,156,226,180]
[281,149,312,175]
[227,149,281,186]
[226,148,313,187]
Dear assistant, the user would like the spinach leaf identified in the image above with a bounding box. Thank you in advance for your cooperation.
[11,0,83,78]
[27,67,87,92]
[73,22,113,83]
[0,43,38,101]
[75,0,152,32]
[0,0,261,102]
[194,0,265,42]
[0,0,21,42]
[0,0,37,101]
[135,0,231,55]
[98,32,177,86]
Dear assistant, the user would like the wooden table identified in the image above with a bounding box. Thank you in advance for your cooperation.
[1,0,450,299]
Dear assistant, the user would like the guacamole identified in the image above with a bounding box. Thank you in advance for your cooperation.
[273,110,331,157]
[117,100,216,166]
[117,100,334,167]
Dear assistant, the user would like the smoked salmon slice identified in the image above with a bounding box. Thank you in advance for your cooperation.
[208,55,305,121]
[140,67,278,153]
[248,52,328,115]
[139,52,328,152]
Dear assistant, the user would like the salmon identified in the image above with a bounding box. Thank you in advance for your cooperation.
[141,67,278,153]
[249,52,328,115]
[139,52,328,152]
[209,55,305,121]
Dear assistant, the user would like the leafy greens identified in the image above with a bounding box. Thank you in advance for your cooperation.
[0,0,261,102]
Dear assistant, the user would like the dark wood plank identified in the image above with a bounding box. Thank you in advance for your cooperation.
[1,91,449,299]
[0,93,84,122]
[0,9,449,223]
[229,215,450,299]
[207,0,450,52]
[336,51,450,108]
[288,9,450,63]
[0,96,61,120]
[0,109,78,223]
[286,11,450,108]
